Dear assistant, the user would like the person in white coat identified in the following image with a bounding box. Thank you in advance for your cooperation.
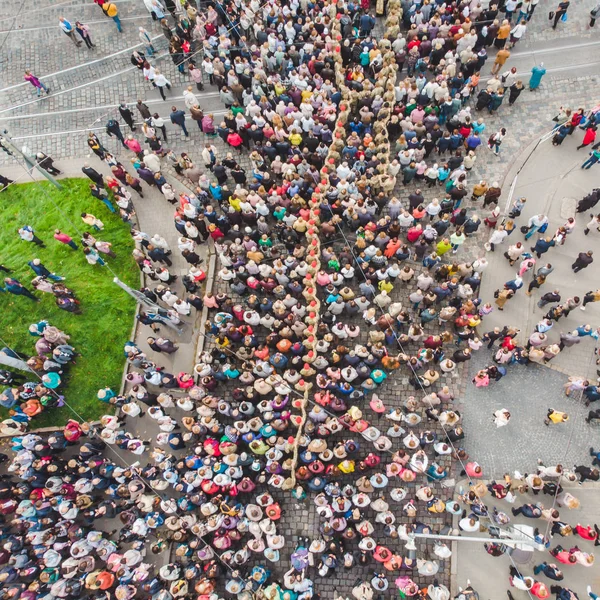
[493,409,511,427]
[183,86,199,109]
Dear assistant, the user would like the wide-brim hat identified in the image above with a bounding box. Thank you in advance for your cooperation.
[358,537,376,551]
[370,397,386,413]
[308,438,327,453]
[248,537,265,552]
[246,504,263,522]
[390,487,408,502]
[333,445,347,459]
[371,498,389,512]
[363,426,381,441]
[256,493,274,507]
[226,580,242,594]
[309,539,326,553]
[314,493,329,507]
[223,453,239,466]
[213,473,231,487]
[319,449,334,462]
[264,548,280,562]
[375,436,392,451]
[404,413,422,425]
[353,492,371,508]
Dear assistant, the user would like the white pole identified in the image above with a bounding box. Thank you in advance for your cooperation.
[410,532,544,550]
[503,173,519,216]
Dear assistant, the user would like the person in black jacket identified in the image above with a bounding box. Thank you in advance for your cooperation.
[182,249,201,265]
[82,163,104,186]
[147,244,172,266]
[118,103,136,131]
[572,250,593,273]
[36,152,61,175]
[213,162,228,185]
[106,119,126,146]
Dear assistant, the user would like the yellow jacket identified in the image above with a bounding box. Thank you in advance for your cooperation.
[103,2,118,16]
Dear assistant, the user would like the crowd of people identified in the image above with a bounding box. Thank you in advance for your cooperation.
[1,0,600,598]
[0,321,72,426]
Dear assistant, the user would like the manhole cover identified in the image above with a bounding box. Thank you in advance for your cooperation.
[560,197,576,218]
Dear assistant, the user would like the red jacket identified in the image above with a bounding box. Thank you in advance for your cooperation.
[227,132,243,147]
[582,128,597,145]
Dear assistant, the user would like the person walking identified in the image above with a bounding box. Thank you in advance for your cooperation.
[538,289,561,308]
[591,1,600,26]
[138,26,155,56]
[136,100,152,120]
[27,259,65,281]
[524,214,549,240]
[551,0,570,28]
[170,107,189,137]
[572,250,593,272]
[495,287,515,310]
[491,47,510,75]
[508,80,524,105]
[154,70,171,101]
[89,183,114,211]
[508,20,527,47]
[36,152,61,175]
[577,126,597,150]
[488,128,507,155]
[0,278,38,302]
[54,230,78,250]
[582,149,600,169]
[59,17,82,46]
[118,103,137,131]
[525,274,546,296]
[148,113,167,142]
[106,119,126,146]
[544,408,568,425]
[530,236,555,258]
[102,2,122,32]
[18,225,45,247]
[584,214,600,235]
[23,70,49,96]
[147,244,172,266]
[529,63,546,90]
[75,21,95,48]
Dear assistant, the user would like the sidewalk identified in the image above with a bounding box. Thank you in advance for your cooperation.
[479,131,600,380]
[452,480,600,599]
[1,155,204,432]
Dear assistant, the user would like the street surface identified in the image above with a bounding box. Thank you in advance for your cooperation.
[454,483,600,600]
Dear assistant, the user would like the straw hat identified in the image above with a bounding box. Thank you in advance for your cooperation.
[352,492,371,508]
[246,505,263,522]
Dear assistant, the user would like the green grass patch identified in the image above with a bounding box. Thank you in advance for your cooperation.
[0,178,138,428]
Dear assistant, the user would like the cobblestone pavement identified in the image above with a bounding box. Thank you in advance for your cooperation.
[461,350,595,478]
[201,260,464,596]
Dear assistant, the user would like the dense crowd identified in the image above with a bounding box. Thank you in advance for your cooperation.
[1,0,600,598]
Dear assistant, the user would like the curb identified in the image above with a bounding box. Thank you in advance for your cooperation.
[193,241,216,377]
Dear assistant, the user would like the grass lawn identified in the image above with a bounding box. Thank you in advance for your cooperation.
[0,178,138,428]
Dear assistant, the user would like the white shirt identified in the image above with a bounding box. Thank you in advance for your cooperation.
[154,74,170,87]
